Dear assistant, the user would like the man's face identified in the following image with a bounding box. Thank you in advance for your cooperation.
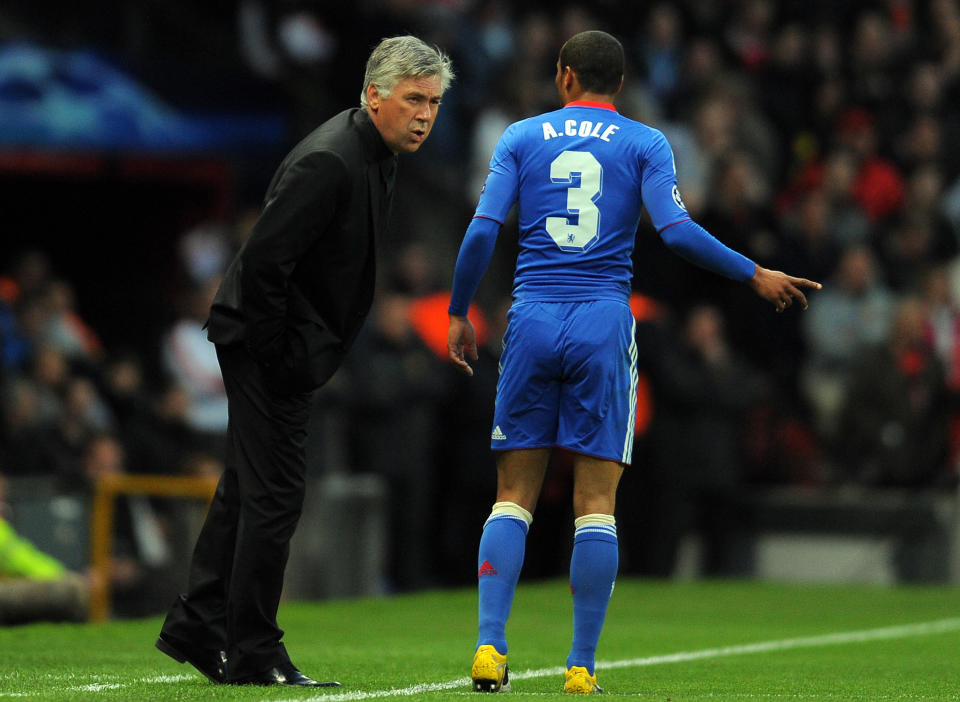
[367,74,444,154]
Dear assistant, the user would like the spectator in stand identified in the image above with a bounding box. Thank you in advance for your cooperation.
[161,277,228,436]
[44,376,113,491]
[634,3,684,109]
[896,113,944,172]
[698,150,775,263]
[848,9,907,119]
[777,146,872,247]
[0,378,55,478]
[98,351,153,436]
[921,264,960,475]
[776,189,840,287]
[838,297,949,487]
[178,223,232,286]
[0,298,30,375]
[638,304,762,576]
[671,37,727,120]
[40,280,103,366]
[343,291,448,591]
[758,21,815,164]
[122,379,223,477]
[9,294,51,374]
[0,250,52,309]
[837,107,905,224]
[820,149,873,246]
[724,0,775,73]
[27,345,69,425]
[802,245,894,442]
[876,165,957,292]
[390,240,441,297]
[880,212,957,292]
[79,432,176,617]
[924,264,960,388]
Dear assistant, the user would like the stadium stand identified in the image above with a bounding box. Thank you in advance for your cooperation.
[2,0,960,618]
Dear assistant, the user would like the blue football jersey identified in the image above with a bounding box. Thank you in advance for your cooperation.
[474,101,689,302]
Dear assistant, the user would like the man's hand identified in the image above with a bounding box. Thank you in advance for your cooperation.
[448,314,479,376]
[749,265,822,313]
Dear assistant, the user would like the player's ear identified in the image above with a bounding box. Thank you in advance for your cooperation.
[614,75,624,96]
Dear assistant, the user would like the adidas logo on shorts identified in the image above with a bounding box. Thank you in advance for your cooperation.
[491,425,507,440]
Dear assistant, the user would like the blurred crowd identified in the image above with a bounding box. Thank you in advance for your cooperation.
[3,0,960,609]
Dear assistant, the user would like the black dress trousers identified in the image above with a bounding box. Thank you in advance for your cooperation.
[160,342,313,680]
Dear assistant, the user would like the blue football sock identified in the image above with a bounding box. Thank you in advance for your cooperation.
[476,502,532,654]
[566,515,618,675]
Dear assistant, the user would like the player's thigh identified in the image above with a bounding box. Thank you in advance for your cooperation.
[572,454,624,517]
[557,300,637,463]
[494,448,551,514]
[492,303,562,449]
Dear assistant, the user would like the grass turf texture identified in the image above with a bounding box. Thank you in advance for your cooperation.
[0,579,958,700]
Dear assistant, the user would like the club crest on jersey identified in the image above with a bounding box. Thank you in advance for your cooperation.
[672,185,686,211]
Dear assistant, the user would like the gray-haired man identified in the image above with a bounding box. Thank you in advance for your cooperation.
[156,35,453,687]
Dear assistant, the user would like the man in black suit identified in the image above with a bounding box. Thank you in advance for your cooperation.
[155,35,454,687]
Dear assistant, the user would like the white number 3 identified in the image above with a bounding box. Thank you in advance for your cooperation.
[545,150,602,252]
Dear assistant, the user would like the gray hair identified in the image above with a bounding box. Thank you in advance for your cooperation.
[360,35,455,109]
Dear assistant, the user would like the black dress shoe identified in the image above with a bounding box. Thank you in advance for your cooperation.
[155,633,227,684]
[233,662,341,687]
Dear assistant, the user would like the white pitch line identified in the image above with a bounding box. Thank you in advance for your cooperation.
[63,673,197,694]
[139,674,197,683]
[3,618,954,698]
[279,617,960,702]
[70,683,123,692]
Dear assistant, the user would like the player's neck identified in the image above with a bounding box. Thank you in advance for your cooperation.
[563,90,616,107]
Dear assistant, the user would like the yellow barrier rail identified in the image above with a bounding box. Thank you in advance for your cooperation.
[89,472,218,622]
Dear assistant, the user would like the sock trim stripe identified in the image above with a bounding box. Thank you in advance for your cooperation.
[574,525,618,537]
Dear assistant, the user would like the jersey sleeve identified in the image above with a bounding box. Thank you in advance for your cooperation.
[448,215,501,316]
[660,219,755,282]
[473,125,520,223]
[641,129,755,282]
[640,129,691,232]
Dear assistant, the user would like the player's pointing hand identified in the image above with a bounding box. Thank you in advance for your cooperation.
[448,314,479,376]
[749,265,823,313]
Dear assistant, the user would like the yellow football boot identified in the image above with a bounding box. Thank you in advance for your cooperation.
[564,666,603,694]
[472,644,511,692]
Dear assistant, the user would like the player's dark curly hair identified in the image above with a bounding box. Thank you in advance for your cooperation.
[558,30,624,95]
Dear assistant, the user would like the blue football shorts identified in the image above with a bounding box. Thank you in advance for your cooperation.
[491,299,638,464]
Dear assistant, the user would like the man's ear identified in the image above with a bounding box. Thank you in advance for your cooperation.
[366,84,381,111]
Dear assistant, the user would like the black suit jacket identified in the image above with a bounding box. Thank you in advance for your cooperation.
[207,108,397,392]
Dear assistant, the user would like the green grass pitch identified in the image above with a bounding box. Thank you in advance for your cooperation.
[1,578,958,700]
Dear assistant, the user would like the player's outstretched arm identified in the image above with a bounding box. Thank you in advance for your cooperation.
[748,265,823,313]
[448,314,478,376]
